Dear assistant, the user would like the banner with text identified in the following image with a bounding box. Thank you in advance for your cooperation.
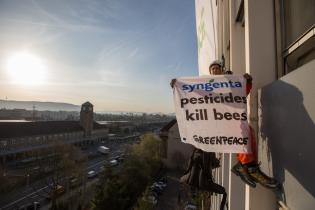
[173,75,251,153]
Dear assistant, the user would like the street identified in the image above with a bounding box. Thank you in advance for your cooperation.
[0,137,136,210]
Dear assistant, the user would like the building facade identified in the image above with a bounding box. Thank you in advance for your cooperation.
[195,0,315,209]
[0,102,108,165]
[159,120,194,170]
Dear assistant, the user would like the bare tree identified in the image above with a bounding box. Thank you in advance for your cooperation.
[32,140,87,210]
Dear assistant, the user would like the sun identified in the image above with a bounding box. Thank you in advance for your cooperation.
[6,51,47,86]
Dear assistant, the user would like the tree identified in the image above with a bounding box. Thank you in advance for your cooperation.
[27,141,87,210]
[93,133,162,210]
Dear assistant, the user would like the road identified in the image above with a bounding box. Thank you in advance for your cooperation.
[0,138,134,210]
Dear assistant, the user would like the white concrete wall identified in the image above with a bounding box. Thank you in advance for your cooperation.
[227,1,247,209]
[244,0,278,209]
[195,0,315,209]
[229,0,245,75]
[259,59,315,210]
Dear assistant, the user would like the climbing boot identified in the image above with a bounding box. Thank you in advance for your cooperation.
[247,164,280,189]
[231,162,256,188]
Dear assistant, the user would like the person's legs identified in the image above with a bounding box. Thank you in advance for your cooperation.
[233,126,279,189]
[231,161,256,187]
[245,162,279,189]
[205,182,227,210]
[238,126,258,164]
[220,192,227,210]
[232,127,257,187]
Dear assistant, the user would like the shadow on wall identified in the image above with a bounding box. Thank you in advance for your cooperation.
[260,80,315,198]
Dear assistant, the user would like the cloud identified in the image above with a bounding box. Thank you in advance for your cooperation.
[96,39,128,62]
[127,48,139,58]
[28,0,117,33]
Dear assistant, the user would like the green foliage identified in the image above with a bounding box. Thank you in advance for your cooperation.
[93,133,162,210]
[134,199,154,210]
[50,201,68,210]
[134,188,155,210]
[192,191,210,209]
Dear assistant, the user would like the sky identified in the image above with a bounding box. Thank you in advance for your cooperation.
[0,0,198,113]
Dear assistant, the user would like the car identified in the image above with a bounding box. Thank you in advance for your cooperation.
[69,177,80,187]
[113,155,120,160]
[48,185,65,199]
[156,181,167,188]
[98,146,110,155]
[152,183,165,190]
[109,159,118,166]
[143,195,157,205]
[159,177,167,183]
[87,170,97,178]
[31,166,40,172]
[184,202,197,210]
[150,187,162,195]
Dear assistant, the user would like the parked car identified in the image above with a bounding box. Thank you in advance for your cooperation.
[109,159,118,166]
[150,187,163,195]
[152,183,165,190]
[143,195,157,205]
[97,146,110,155]
[155,181,167,188]
[150,183,164,195]
[69,177,80,188]
[184,202,197,210]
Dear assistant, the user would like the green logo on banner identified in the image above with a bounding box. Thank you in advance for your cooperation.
[197,7,206,54]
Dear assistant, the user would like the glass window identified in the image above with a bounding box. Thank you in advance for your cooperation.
[283,0,315,48]
[281,0,315,73]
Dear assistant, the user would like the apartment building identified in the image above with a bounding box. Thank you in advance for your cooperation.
[195,0,315,209]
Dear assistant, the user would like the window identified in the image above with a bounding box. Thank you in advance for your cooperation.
[281,0,315,73]
[283,0,315,47]
[235,0,244,23]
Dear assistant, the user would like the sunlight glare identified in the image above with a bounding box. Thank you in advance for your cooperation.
[6,51,47,85]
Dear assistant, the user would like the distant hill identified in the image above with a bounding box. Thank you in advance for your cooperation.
[0,100,80,111]
[95,111,175,116]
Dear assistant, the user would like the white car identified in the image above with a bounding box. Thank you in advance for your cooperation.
[87,170,97,178]
[152,183,165,190]
[110,159,118,166]
[184,202,197,210]
[98,146,110,155]
[156,181,167,188]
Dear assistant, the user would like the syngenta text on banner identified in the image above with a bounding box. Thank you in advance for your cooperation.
[173,75,251,153]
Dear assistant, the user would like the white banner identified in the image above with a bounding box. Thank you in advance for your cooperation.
[195,0,218,76]
[173,75,251,153]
